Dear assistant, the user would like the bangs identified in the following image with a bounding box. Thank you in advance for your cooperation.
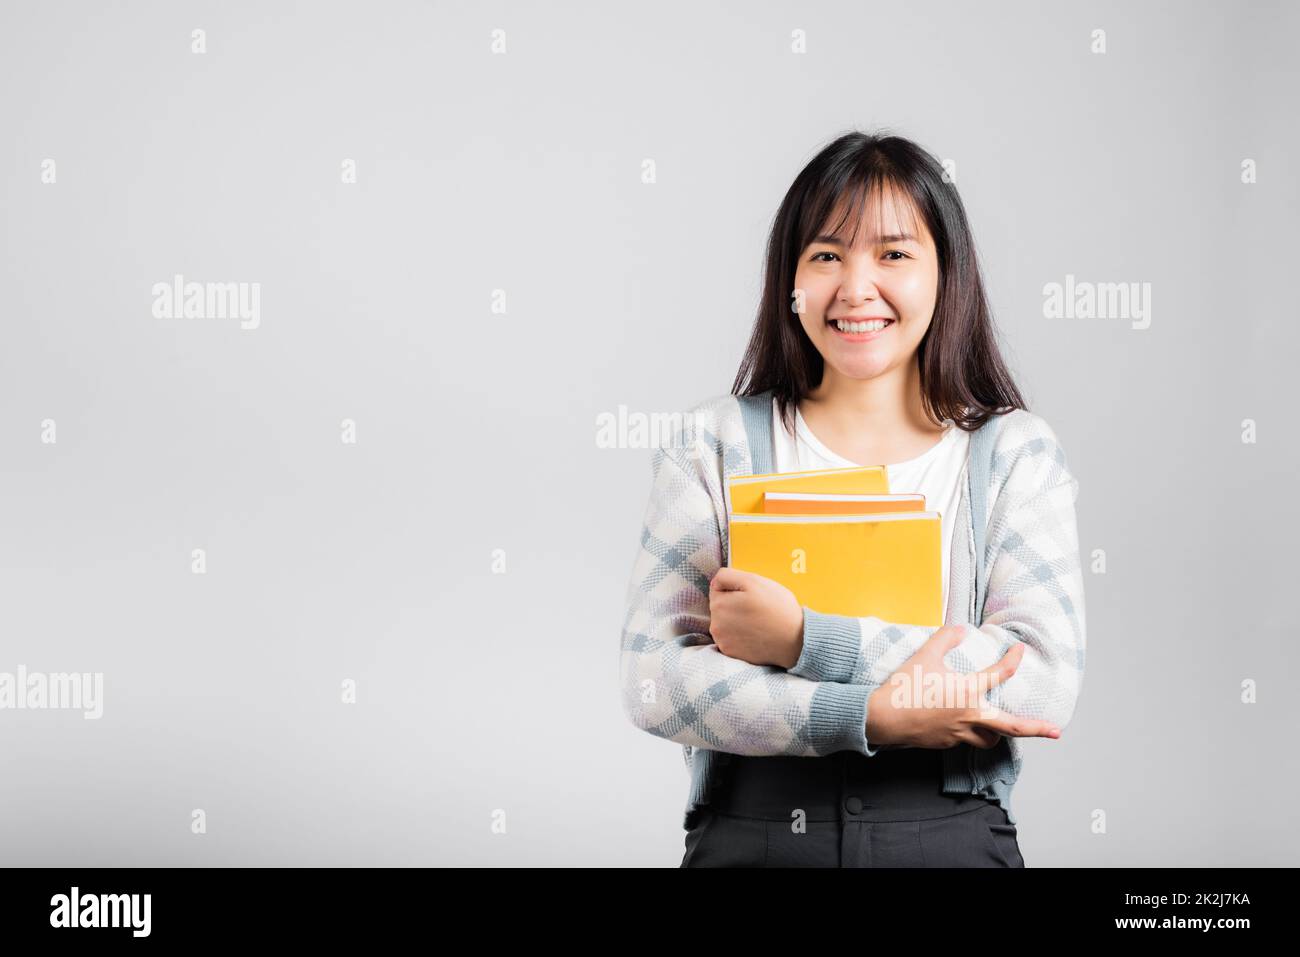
[806,168,926,251]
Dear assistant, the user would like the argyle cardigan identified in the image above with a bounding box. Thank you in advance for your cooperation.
[619,388,1086,830]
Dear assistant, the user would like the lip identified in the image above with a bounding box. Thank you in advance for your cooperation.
[827,317,894,341]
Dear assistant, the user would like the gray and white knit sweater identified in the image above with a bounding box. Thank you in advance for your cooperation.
[619,388,1086,829]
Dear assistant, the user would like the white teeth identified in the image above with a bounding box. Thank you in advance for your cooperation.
[834,319,890,333]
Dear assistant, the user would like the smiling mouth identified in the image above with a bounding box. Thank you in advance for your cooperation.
[827,317,894,337]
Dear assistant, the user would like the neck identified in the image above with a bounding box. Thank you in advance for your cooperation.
[804,358,940,435]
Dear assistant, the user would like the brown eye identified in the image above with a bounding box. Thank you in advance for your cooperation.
[811,252,839,262]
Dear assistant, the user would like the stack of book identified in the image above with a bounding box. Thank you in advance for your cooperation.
[725,465,942,626]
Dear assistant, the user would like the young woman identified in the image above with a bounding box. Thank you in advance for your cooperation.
[620,131,1086,867]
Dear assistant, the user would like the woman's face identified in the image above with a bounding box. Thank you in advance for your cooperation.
[793,189,939,383]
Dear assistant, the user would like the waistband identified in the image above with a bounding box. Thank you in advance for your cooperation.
[709,746,993,823]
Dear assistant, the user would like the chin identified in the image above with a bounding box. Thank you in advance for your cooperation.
[827,356,895,380]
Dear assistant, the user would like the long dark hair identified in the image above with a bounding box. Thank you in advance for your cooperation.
[731,130,1026,433]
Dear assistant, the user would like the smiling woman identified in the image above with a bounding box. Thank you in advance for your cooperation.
[619,129,1087,868]
[736,131,1022,438]
[798,193,936,368]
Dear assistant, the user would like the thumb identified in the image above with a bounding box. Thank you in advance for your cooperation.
[711,567,745,591]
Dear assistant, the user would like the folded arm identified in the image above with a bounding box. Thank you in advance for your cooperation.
[789,413,1087,731]
[620,442,887,757]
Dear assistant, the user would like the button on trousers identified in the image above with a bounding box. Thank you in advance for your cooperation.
[680,747,1025,868]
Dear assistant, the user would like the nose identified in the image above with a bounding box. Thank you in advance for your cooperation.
[838,255,884,305]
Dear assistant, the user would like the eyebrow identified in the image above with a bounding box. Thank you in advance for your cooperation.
[811,233,918,246]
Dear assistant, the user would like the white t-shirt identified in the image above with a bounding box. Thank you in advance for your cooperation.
[770,396,971,616]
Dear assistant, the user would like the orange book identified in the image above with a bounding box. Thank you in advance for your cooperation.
[725,466,889,515]
[763,491,925,515]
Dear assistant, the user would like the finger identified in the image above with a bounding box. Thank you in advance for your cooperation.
[972,708,1061,739]
[710,567,746,591]
[953,724,1000,749]
[926,623,967,655]
[976,642,1025,691]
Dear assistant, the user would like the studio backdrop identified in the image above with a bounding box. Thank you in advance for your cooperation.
[1,0,1295,866]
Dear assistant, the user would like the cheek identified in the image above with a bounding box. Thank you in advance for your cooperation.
[890,268,938,307]
[792,268,832,327]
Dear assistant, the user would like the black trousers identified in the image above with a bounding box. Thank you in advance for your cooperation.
[681,746,1025,868]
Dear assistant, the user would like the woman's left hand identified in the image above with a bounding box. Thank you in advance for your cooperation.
[707,567,805,670]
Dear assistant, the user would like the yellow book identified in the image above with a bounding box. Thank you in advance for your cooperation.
[725,466,889,515]
[727,511,943,625]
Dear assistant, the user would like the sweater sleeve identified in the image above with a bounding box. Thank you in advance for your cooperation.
[620,440,884,757]
[788,413,1086,732]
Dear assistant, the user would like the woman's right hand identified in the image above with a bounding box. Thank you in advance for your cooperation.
[864,624,1062,750]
